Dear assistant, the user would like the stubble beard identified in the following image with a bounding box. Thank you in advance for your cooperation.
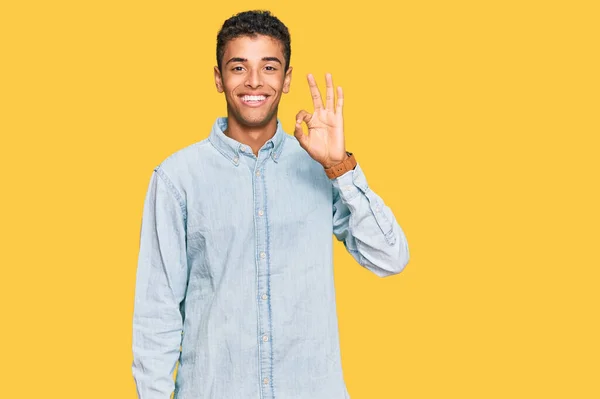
[227,102,279,129]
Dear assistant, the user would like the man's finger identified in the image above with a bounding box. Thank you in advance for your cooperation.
[295,109,312,124]
[336,86,344,113]
[307,74,323,110]
[294,110,312,147]
[325,73,334,110]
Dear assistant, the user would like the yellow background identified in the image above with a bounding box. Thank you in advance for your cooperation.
[1,0,598,398]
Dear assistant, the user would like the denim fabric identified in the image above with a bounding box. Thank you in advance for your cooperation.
[132,117,410,399]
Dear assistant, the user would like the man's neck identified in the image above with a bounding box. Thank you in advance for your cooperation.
[223,116,278,156]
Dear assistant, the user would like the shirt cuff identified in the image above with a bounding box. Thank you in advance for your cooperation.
[331,162,368,201]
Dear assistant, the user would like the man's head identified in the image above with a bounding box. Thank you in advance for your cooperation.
[216,10,291,73]
[214,10,293,129]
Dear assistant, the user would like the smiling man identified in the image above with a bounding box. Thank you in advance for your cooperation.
[132,10,410,399]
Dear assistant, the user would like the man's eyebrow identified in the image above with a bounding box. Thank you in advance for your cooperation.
[262,57,282,64]
[225,57,282,65]
[225,57,247,65]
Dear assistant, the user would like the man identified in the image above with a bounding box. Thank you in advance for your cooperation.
[132,9,410,399]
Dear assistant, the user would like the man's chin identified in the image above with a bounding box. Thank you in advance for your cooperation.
[243,119,269,127]
[237,113,276,128]
[225,104,279,129]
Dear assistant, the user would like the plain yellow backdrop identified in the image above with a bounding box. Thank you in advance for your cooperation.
[1,0,599,398]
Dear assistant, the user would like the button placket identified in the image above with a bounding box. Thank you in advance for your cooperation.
[254,154,274,398]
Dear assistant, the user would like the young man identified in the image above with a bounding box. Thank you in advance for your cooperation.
[132,10,410,399]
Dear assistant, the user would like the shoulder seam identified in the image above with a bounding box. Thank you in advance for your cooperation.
[153,166,187,222]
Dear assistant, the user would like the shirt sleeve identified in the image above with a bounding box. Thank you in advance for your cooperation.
[132,167,188,399]
[331,162,410,277]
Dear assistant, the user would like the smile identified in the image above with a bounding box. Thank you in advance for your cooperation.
[240,95,269,107]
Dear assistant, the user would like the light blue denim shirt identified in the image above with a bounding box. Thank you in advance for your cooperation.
[132,117,410,399]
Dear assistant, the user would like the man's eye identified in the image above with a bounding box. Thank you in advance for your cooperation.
[265,66,277,71]
[232,66,244,71]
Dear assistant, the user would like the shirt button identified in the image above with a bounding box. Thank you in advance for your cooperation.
[255,170,261,176]
[262,335,269,342]
[240,145,246,152]
[261,293,268,300]
[263,377,269,385]
[233,156,239,163]
[260,252,266,259]
[258,210,264,216]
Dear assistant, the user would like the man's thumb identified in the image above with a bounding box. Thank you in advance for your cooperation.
[293,110,311,148]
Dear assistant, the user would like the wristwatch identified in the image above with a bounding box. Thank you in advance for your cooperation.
[324,151,357,179]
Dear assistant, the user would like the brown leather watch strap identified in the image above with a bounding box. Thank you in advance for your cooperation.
[324,152,357,179]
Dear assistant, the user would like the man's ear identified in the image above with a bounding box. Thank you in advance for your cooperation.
[214,66,224,93]
[282,66,293,94]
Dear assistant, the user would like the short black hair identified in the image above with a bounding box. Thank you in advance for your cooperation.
[216,10,291,72]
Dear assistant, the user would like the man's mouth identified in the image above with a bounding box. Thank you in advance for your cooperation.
[240,95,269,107]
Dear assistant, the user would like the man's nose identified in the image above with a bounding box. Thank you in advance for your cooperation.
[245,69,262,88]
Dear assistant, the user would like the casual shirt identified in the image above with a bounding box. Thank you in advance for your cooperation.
[132,117,410,399]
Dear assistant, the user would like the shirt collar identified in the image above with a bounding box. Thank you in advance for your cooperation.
[208,117,286,166]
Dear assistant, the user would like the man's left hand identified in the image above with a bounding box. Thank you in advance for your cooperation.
[294,73,347,169]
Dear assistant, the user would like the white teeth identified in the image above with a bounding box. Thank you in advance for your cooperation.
[242,95,266,102]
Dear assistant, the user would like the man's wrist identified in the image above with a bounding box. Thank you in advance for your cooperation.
[321,154,347,169]
[324,152,357,179]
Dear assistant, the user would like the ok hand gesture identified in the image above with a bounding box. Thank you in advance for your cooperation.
[294,73,347,169]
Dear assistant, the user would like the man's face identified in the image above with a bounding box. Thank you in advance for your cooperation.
[214,34,292,128]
